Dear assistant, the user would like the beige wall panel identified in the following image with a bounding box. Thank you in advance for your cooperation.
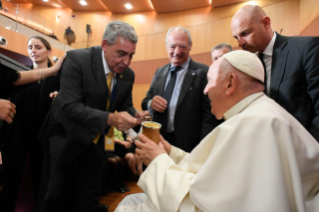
[13,0,285,53]
[212,0,250,7]
[0,25,65,60]
[300,0,319,33]
[151,0,210,13]
[0,25,29,56]
[19,3,73,42]
[189,17,237,55]
[50,48,66,60]
[112,12,158,36]
[0,1,15,20]
[109,0,284,36]
[263,0,299,36]
[130,58,169,84]
[191,52,214,67]
[68,11,112,45]
[133,32,167,61]
[300,16,319,36]
[130,52,220,85]
[2,0,301,61]
[132,84,151,111]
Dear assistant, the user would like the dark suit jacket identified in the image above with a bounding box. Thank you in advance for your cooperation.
[142,59,222,152]
[41,46,136,164]
[270,33,319,141]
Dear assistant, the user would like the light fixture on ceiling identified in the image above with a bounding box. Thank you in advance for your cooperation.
[79,0,87,6]
[125,3,132,10]
[247,1,258,5]
[43,0,48,2]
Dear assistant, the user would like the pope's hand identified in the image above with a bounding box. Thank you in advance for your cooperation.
[159,135,171,154]
[135,134,167,166]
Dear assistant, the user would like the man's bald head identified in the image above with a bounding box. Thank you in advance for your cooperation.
[231,5,273,53]
[234,5,266,24]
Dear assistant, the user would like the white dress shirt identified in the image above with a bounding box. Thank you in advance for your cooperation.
[102,50,116,90]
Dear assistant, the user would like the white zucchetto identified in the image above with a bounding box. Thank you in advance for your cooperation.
[222,50,264,82]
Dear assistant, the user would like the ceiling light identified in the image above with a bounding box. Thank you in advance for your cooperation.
[125,3,132,9]
[79,1,87,6]
[247,1,258,5]
[43,0,48,2]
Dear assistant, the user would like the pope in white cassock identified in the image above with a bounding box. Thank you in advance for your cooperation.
[115,50,319,212]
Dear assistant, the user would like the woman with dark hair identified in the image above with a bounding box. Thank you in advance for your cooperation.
[0,36,64,211]
[0,39,65,123]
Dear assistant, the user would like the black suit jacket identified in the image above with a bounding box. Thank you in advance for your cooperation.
[41,46,136,164]
[270,33,319,141]
[142,59,222,152]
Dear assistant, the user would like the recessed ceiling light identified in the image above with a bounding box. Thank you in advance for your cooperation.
[247,1,258,5]
[125,3,132,9]
[79,1,87,6]
[43,0,48,2]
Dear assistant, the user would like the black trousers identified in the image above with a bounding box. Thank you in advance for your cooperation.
[37,143,105,212]
[0,127,43,212]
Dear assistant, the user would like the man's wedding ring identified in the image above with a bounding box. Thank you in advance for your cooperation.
[10,112,13,118]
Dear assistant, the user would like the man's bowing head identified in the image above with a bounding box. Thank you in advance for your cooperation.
[101,21,138,74]
[204,50,265,120]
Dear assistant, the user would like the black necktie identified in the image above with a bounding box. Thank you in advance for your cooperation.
[258,53,267,93]
[162,66,182,106]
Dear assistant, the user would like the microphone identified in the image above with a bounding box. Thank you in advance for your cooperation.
[280,28,283,34]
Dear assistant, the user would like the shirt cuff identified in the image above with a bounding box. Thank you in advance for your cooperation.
[147,100,154,115]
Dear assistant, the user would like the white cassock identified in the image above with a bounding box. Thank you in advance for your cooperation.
[116,92,319,212]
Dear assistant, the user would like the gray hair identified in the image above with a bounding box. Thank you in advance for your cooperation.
[211,43,233,54]
[103,20,138,45]
[165,26,192,46]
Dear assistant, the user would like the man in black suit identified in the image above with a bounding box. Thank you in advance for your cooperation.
[38,21,148,212]
[142,26,221,152]
[231,5,319,142]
